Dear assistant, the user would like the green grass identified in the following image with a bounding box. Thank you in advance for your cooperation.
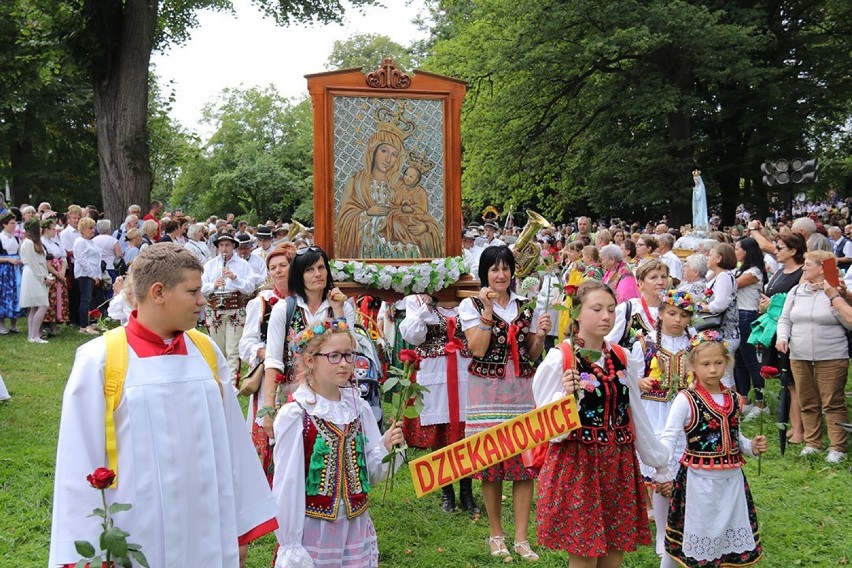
[1,326,850,566]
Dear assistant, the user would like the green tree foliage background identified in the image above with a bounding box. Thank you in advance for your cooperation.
[170,86,313,224]
[420,0,852,224]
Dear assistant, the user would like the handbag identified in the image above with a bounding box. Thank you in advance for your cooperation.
[238,361,264,396]
[693,312,723,331]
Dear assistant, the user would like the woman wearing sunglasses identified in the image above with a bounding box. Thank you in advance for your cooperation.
[261,246,356,439]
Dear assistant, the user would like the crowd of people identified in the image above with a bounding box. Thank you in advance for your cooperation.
[0,193,846,567]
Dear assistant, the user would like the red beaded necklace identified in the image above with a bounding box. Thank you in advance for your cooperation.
[272,287,285,298]
[694,381,733,414]
[576,339,618,381]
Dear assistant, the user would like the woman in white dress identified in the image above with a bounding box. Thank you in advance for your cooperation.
[41,219,69,335]
[606,259,670,350]
[19,219,51,343]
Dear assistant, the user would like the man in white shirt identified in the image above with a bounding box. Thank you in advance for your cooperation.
[201,232,257,383]
[236,233,267,290]
[462,230,482,280]
[657,232,683,282]
[482,221,504,247]
[59,206,82,252]
[251,225,274,262]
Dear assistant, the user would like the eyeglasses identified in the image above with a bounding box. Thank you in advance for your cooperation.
[315,351,357,364]
[296,245,322,256]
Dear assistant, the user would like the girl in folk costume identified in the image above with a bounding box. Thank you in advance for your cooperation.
[660,333,766,568]
[459,246,551,560]
[533,280,671,568]
[262,246,356,439]
[0,211,23,334]
[398,294,479,514]
[632,289,697,560]
[238,243,297,484]
[606,259,670,349]
[271,319,405,568]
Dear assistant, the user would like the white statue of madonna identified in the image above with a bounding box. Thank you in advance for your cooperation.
[692,169,708,236]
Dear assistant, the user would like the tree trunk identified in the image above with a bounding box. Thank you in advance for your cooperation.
[87,0,157,224]
[659,47,694,229]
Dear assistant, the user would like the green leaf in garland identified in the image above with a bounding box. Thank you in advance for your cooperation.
[576,348,602,361]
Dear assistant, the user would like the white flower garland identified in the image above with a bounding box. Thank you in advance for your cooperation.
[331,257,469,295]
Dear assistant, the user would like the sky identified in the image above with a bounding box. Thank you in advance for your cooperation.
[151,0,429,137]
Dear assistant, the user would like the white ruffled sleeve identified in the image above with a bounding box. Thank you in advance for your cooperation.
[458,298,480,331]
[738,433,755,457]
[604,300,630,345]
[239,296,265,366]
[533,344,568,406]
[272,403,313,568]
[398,296,434,346]
[625,344,671,480]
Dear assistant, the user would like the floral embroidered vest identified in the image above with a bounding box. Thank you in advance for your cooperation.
[415,311,472,359]
[568,347,633,446]
[467,298,534,379]
[681,388,745,469]
[302,411,370,520]
[636,335,690,403]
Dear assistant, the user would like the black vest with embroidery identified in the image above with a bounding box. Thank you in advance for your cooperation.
[415,311,472,359]
[467,298,534,379]
[637,335,690,402]
[681,388,745,469]
[567,348,633,446]
[302,410,370,520]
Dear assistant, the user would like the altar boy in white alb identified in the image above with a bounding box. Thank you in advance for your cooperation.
[49,244,278,568]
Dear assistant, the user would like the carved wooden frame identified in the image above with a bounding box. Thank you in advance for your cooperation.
[306,59,466,262]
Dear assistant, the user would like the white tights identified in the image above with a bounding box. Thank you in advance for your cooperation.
[28,306,47,340]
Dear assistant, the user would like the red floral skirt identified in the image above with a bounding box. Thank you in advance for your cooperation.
[250,414,274,487]
[402,417,465,450]
[536,439,650,556]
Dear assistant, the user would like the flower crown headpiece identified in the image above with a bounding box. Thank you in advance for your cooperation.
[291,317,349,354]
[662,289,695,312]
[687,329,728,352]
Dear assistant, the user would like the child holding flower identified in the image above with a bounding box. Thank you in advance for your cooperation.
[533,280,670,567]
[632,289,697,559]
[271,318,404,568]
[660,332,766,568]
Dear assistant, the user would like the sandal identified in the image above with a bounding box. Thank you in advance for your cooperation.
[487,535,510,557]
[513,541,539,562]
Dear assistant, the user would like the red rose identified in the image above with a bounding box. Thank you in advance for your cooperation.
[267,296,279,306]
[564,285,578,296]
[650,380,662,391]
[398,349,422,370]
[86,467,116,489]
[274,373,286,384]
[759,365,779,379]
[88,309,102,319]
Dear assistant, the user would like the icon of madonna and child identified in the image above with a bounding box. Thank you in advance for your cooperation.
[335,102,444,259]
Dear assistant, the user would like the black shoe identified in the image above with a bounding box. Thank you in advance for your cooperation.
[458,478,480,515]
[7,328,19,334]
[440,485,456,512]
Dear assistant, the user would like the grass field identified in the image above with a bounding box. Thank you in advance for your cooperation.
[1,325,850,567]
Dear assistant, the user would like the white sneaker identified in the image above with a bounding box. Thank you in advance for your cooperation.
[826,450,846,464]
[800,446,820,457]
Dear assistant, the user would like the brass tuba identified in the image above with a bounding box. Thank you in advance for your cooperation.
[513,210,552,278]
[287,220,307,241]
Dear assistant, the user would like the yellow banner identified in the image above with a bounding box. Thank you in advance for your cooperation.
[409,396,581,497]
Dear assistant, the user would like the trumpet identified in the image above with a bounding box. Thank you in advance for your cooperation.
[287,220,307,241]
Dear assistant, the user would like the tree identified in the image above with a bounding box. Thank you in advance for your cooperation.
[0,0,100,208]
[170,86,313,223]
[326,33,415,72]
[148,76,200,203]
[60,0,372,224]
[421,0,852,224]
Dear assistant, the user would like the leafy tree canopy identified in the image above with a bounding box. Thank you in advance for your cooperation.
[326,33,415,72]
[170,86,313,224]
[422,0,852,224]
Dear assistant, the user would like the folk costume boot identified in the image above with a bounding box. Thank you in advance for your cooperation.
[440,484,456,512]
[458,477,480,515]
